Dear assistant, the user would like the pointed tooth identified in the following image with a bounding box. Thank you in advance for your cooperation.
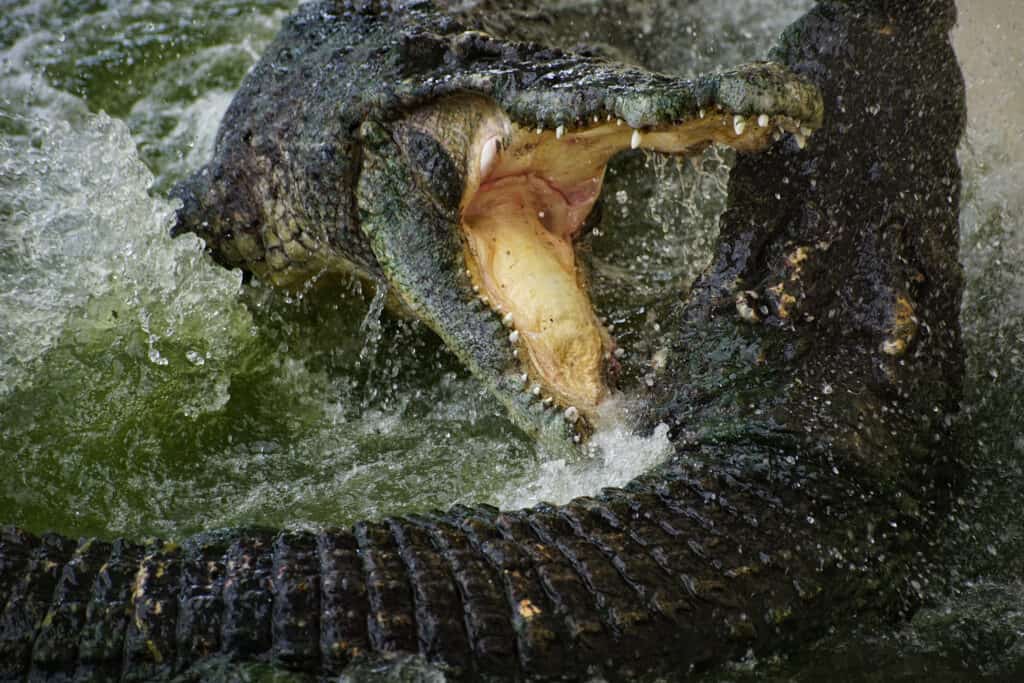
[616,118,624,126]
[472,284,480,293]
[502,312,514,327]
[733,115,747,136]
[699,108,706,119]
[592,115,599,123]
[480,137,499,178]
[795,132,807,149]
[509,330,520,344]
[630,129,642,150]
[520,373,529,385]
[535,127,543,135]
[564,406,579,423]
[757,114,770,128]
[573,434,581,444]
[606,114,613,122]
[555,124,565,139]
[531,385,541,397]
[542,396,554,407]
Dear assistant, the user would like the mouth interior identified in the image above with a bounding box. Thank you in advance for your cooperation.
[460,108,797,419]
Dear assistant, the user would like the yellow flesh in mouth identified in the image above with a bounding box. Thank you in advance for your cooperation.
[459,108,798,418]
[463,176,609,412]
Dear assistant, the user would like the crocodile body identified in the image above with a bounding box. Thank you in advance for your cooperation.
[0,0,965,680]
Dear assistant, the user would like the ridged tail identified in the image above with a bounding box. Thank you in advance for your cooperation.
[0,459,906,681]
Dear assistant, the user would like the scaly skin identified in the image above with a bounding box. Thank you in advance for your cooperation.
[0,0,965,680]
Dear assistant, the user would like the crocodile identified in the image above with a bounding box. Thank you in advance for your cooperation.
[164,0,824,448]
[0,0,965,680]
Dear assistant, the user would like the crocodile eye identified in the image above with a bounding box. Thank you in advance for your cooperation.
[403,128,462,217]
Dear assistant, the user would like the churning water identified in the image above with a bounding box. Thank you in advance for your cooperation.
[1,0,1022,680]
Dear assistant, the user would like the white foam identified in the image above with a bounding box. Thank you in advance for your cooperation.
[0,110,248,398]
[495,396,673,509]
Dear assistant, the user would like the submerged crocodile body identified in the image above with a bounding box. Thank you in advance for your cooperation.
[0,0,965,680]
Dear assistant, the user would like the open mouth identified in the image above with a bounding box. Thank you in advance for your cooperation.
[457,100,812,424]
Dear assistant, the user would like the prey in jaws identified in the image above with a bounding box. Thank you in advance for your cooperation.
[170,0,822,448]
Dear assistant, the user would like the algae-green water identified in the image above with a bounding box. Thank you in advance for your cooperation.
[1,0,1022,680]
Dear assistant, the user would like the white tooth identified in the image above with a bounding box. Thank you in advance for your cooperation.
[606,114,613,122]
[520,373,529,385]
[699,108,706,119]
[480,137,499,178]
[480,296,489,305]
[535,127,543,135]
[733,115,746,136]
[472,285,480,293]
[509,330,520,344]
[800,125,813,137]
[795,132,807,149]
[531,385,541,397]
[503,120,512,136]
[538,210,545,219]
[512,349,519,358]
[555,125,565,139]
[630,129,642,149]
[502,312,514,327]
[607,323,615,333]
[757,114,770,128]
[543,396,554,406]
[614,347,626,358]
[564,406,579,423]
[616,118,624,126]
[593,115,599,123]
[573,434,581,444]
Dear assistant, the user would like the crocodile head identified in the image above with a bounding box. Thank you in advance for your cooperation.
[170,2,823,450]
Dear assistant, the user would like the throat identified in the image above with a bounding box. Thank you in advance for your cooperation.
[462,174,610,414]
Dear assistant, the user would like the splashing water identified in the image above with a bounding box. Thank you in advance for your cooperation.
[1,1,1023,678]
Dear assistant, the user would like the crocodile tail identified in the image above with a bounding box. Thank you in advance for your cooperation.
[168,165,214,240]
